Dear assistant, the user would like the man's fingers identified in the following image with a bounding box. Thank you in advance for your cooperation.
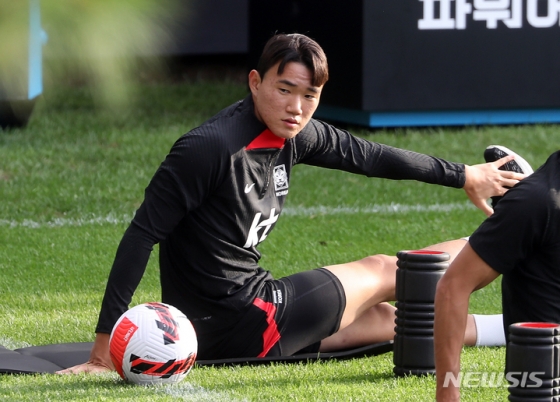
[492,156,529,181]
[492,154,515,168]
[476,199,493,217]
[499,177,522,190]
[56,362,112,375]
[495,168,526,190]
[56,365,83,374]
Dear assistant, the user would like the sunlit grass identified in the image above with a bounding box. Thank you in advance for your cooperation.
[0,78,559,400]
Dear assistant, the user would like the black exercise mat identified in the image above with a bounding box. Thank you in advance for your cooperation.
[196,341,394,367]
[15,342,94,370]
[0,344,64,374]
[0,341,393,374]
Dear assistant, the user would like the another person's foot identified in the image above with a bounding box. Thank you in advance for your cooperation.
[484,145,533,208]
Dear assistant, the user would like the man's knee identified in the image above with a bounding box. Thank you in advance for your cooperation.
[357,254,398,297]
[360,254,398,279]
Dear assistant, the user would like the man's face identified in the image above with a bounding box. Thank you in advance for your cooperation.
[248,61,323,139]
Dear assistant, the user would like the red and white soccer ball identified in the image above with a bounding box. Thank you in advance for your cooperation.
[109,302,198,385]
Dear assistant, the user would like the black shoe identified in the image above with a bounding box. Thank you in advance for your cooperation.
[484,145,533,208]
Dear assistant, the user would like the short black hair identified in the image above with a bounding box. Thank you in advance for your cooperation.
[256,33,329,87]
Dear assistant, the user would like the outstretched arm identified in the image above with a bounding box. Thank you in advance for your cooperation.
[434,243,500,401]
[300,126,528,216]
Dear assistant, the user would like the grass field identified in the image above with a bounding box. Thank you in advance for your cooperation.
[1,77,559,401]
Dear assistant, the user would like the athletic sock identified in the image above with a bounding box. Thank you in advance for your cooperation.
[473,314,506,346]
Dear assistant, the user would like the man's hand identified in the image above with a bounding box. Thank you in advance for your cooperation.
[463,155,527,216]
[56,333,114,374]
[56,361,113,374]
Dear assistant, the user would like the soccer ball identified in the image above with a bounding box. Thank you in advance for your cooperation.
[109,302,197,385]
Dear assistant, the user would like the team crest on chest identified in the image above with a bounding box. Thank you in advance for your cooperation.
[273,165,289,196]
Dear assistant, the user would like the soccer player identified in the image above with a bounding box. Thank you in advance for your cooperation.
[59,34,524,374]
[434,148,560,401]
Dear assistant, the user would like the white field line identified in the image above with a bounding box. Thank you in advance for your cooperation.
[0,202,475,229]
[154,382,248,402]
[281,201,475,216]
[0,336,32,350]
[0,214,134,229]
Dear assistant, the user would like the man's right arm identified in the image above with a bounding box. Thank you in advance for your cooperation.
[58,132,225,374]
[57,162,193,374]
[94,223,158,334]
[57,223,158,374]
[434,243,500,401]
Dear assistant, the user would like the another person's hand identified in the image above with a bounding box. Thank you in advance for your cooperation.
[56,333,114,374]
[463,155,527,216]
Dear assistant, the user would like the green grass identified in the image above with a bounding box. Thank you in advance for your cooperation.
[1,78,559,401]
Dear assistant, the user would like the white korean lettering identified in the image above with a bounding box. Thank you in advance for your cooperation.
[527,0,560,27]
[473,0,511,28]
[419,0,456,29]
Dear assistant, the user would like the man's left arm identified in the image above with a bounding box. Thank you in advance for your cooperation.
[299,123,526,216]
[434,243,500,402]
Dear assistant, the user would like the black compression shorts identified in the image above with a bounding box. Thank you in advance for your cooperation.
[197,268,346,359]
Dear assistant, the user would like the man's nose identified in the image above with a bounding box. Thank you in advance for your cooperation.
[287,96,302,115]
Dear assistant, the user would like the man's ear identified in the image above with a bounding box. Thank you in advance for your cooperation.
[248,70,261,95]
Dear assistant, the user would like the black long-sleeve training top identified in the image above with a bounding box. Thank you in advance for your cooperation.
[96,95,465,339]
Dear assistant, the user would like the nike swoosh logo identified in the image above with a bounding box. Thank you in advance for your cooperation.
[244,183,256,193]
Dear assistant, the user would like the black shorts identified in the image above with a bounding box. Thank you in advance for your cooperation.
[198,268,346,359]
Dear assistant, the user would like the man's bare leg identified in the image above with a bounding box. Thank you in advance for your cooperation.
[320,239,477,352]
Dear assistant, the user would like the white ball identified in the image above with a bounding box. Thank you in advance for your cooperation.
[109,302,198,385]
